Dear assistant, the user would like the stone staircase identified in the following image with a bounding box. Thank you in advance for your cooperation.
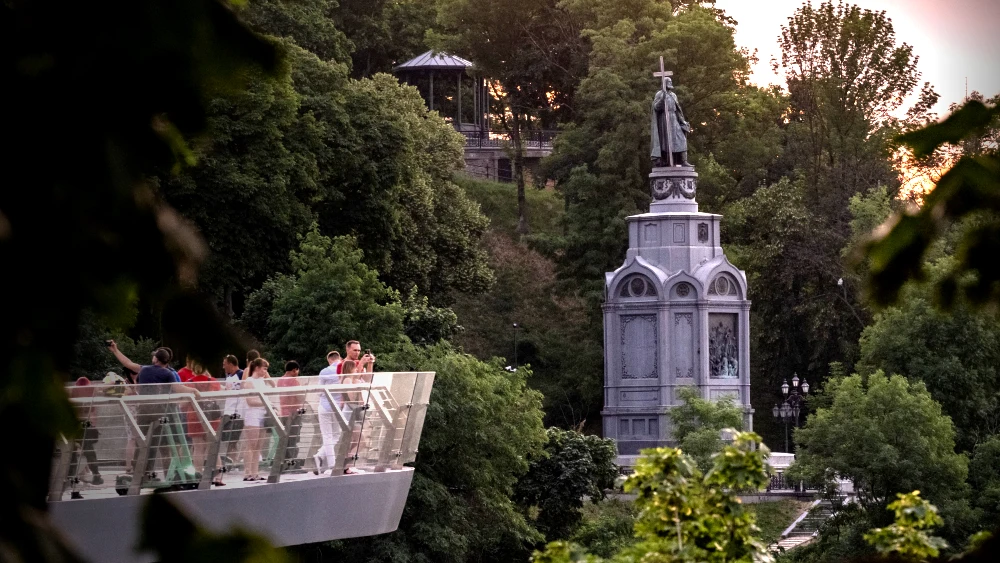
[771,499,837,553]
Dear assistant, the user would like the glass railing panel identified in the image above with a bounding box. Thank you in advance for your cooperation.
[398,372,434,464]
[370,372,416,471]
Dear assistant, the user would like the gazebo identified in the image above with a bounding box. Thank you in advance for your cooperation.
[393,50,489,136]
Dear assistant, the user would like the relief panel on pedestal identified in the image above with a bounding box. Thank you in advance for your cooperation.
[621,314,658,379]
[708,313,739,379]
[672,312,695,380]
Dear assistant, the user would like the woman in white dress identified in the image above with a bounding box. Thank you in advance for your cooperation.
[240,358,270,480]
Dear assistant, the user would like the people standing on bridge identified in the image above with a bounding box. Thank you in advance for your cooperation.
[219,354,244,482]
[337,340,375,374]
[246,349,261,372]
[277,361,304,463]
[338,341,376,473]
[107,341,201,476]
[240,357,270,481]
[339,359,366,474]
[183,361,223,484]
[68,377,103,490]
[313,350,343,474]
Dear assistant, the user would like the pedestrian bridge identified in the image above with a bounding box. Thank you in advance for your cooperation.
[49,372,433,562]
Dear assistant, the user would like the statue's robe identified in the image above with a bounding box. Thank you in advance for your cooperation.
[650,89,688,161]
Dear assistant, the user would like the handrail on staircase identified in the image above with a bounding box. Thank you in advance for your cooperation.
[780,499,822,539]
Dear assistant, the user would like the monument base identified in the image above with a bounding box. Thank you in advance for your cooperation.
[649,166,699,213]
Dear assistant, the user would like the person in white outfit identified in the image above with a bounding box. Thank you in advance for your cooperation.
[240,358,271,481]
[313,350,342,474]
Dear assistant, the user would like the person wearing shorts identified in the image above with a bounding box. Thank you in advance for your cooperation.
[239,358,271,481]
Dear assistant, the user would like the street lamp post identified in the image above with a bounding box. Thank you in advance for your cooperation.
[512,322,520,370]
[837,277,865,327]
[771,373,809,452]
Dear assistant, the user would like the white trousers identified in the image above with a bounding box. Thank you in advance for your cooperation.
[317,411,344,469]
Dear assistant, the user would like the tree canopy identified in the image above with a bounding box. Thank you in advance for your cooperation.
[317,343,548,563]
[515,427,618,541]
[857,264,1000,451]
[668,386,744,471]
[792,372,968,515]
[242,226,404,373]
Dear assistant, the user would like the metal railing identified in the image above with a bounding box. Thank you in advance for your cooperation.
[461,129,558,149]
[50,372,434,501]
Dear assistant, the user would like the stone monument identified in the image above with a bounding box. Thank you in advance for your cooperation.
[602,59,753,465]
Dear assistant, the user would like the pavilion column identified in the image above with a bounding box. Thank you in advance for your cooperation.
[429,70,434,111]
[456,72,462,127]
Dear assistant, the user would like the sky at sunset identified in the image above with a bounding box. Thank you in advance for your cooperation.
[713,0,1000,116]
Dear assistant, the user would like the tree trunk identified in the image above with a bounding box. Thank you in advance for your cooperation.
[510,111,529,235]
[223,285,234,319]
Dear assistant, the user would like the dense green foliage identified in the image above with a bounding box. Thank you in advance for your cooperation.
[242,227,405,373]
[967,436,1000,527]
[791,373,970,537]
[19,0,1000,561]
[317,343,547,563]
[515,428,619,541]
[3,0,281,560]
[864,491,949,560]
[857,272,1000,451]
[569,500,639,558]
[535,432,772,563]
[668,386,744,471]
[450,178,604,430]
[724,177,863,449]
[163,60,314,309]
[153,0,494,316]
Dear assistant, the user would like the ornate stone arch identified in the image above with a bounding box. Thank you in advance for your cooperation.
[707,272,741,298]
[607,256,667,300]
[664,272,702,300]
[617,274,658,298]
[693,256,748,300]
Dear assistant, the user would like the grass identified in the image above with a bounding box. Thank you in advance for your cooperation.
[454,174,564,238]
[572,498,639,558]
[746,499,814,545]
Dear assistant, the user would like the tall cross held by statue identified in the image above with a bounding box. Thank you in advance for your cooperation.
[653,56,674,166]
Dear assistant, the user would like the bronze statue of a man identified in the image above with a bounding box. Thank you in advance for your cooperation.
[650,77,690,167]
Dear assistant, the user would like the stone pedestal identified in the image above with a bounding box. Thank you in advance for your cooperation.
[601,165,753,463]
[649,166,699,213]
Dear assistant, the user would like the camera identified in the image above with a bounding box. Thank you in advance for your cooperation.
[105,340,113,347]
[365,349,372,356]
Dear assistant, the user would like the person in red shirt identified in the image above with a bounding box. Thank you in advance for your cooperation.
[277,361,303,416]
[277,361,305,463]
[336,340,375,374]
[176,355,197,383]
[181,361,224,484]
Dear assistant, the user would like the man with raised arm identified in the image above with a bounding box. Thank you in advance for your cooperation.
[107,341,201,475]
